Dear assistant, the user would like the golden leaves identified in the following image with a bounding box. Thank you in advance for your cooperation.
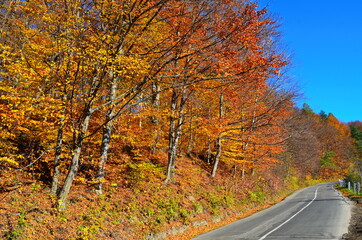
[0,156,19,166]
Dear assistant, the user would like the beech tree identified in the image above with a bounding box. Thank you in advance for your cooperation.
[3,0,354,215]
[1,0,174,208]
[205,2,290,177]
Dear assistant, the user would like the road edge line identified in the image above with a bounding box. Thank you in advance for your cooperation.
[258,187,319,240]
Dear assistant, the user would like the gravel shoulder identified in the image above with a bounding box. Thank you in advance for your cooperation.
[342,197,362,240]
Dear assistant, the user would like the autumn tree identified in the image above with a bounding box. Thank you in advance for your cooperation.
[349,121,362,181]
[285,108,321,178]
[1,0,176,208]
[2,0,355,216]
[204,2,291,178]
[286,106,353,179]
[317,113,352,178]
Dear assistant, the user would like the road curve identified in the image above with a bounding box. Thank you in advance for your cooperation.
[191,182,351,240]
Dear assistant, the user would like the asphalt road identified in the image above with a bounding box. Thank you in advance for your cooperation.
[191,183,352,240]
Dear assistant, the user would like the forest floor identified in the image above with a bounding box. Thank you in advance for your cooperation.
[0,151,325,240]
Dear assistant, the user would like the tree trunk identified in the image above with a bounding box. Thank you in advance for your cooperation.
[57,112,91,210]
[151,81,161,152]
[165,87,186,183]
[151,81,160,124]
[211,135,222,177]
[166,89,177,183]
[211,93,224,177]
[186,116,193,156]
[233,164,237,178]
[95,78,117,195]
[207,137,212,164]
[50,115,65,195]
[95,119,112,195]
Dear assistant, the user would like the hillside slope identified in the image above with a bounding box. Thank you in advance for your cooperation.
[1,151,320,240]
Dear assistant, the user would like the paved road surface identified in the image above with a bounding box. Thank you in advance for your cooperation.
[191,183,351,240]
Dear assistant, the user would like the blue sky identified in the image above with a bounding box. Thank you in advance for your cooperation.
[258,0,362,123]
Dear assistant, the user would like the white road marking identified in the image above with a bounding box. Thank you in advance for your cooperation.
[258,187,320,240]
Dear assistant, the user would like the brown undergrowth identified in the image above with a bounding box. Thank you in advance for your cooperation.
[0,151,322,240]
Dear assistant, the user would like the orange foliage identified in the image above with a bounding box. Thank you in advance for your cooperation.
[0,0,356,238]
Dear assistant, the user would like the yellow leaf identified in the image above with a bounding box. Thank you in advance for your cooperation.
[0,157,19,165]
